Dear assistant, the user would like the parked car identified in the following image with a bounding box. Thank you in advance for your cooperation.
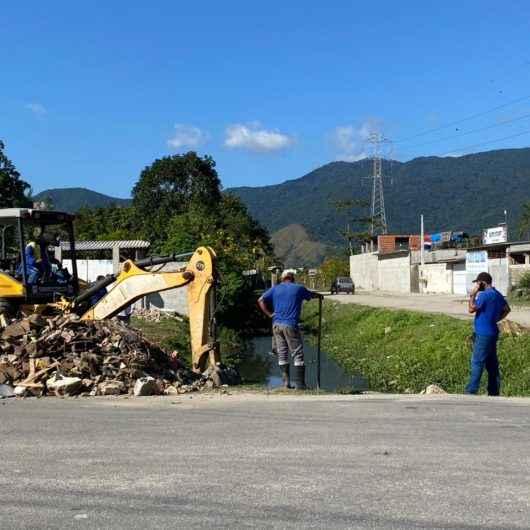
[330,276,355,294]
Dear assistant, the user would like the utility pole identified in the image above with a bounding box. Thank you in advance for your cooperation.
[366,133,390,236]
[420,214,425,266]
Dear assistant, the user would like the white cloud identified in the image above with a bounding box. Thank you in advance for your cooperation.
[339,152,369,162]
[25,102,47,116]
[332,122,374,162]
[224,123,294,152]
[167,124,209,149]
[443,152,462,158]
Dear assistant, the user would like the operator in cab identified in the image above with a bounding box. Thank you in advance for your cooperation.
[258,270,322,390]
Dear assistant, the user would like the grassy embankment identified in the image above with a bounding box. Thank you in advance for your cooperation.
[302,301,529,396]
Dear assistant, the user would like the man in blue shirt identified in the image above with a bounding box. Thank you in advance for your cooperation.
[258,270,322,390]
[467,272,510,396]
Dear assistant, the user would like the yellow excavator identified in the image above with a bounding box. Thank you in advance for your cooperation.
[0,208,220,372]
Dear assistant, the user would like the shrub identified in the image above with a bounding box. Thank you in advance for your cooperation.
[518,271,530,290]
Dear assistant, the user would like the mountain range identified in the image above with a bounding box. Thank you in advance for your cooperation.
[34,188,131,211]
[231,147,530,264]
[35,147,530,265]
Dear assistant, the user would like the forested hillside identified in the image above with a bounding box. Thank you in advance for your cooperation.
[230,148,530,262]
[34,188,131,211]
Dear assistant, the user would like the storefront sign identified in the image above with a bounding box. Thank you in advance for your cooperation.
[482,225,507,245]
[465,250,488,293]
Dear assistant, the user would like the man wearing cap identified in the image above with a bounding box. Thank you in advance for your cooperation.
[258,270,322,390]
[467,271,510,396]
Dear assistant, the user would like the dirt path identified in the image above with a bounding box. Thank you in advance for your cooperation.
[328,291,530,326]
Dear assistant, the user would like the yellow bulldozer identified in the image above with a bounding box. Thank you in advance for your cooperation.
[0,208,220,372]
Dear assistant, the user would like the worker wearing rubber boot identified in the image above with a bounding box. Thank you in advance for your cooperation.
[258,270,322,389]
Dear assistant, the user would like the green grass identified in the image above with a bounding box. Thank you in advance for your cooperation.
[302,302,530,397]
[131,316,192,363]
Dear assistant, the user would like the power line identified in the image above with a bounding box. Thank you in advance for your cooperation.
[394,94,530,144]
[399,110,530,151]
[444,128,530,155]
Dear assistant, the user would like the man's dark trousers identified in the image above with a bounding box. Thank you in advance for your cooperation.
[465,334,500,396]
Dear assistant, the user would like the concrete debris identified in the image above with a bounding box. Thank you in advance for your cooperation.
[421,384,447,395]
[46,374,83,396]
[133,308,184,323]
[13,386,29,397]
[133,376,159,396]
[0,314,240,398]
[98,380,126,396]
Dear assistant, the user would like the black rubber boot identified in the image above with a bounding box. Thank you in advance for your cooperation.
[293,365,307,390]
[280,364,293,389]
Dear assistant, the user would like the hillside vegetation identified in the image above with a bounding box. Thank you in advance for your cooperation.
[231,147,530,263]
[34,187,131,212]
[271,224,329,267]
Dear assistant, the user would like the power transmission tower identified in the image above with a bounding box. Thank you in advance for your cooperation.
[366,133,390,236]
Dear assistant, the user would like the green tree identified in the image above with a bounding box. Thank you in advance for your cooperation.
[0,140,32,208]
[319,257,350,288]
[161,195,272,329]
[132,152,222,247]
[333,198,372,254]
[75,205,137,241]
[518,200,530,239]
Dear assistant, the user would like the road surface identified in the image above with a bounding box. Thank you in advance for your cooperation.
[329,291,530,326]
[1,393,529,529]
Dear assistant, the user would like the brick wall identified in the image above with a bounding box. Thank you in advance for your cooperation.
[377,235,420,254]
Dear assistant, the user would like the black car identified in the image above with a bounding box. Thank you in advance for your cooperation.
[330,276,355,294]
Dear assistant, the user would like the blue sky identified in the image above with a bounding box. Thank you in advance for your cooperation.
[2,1,530,197]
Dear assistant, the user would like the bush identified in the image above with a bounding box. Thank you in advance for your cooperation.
[518,271,530,290]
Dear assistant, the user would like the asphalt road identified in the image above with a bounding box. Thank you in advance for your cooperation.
[328,291,530,327]
[1,393,529,529]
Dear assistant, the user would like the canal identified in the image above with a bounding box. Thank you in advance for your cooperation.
[250,336,366,392]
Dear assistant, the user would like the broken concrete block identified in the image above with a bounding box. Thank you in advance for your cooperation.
[133,376,159,396]
[46,374,83,396]
[98,380,125,395]
[421,384,447,395]
[14,386,29,397]
[0,383,15,398]
[163,385,179,395]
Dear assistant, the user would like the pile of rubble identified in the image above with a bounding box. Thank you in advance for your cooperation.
[132,308,184,323]
[0,314,240,398]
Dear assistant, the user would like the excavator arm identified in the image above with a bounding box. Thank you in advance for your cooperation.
[79,246,220,373]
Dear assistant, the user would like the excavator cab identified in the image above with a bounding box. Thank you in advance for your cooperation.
[0,208,80,318]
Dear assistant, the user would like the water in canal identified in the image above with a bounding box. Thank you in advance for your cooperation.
[250,335,366,392]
